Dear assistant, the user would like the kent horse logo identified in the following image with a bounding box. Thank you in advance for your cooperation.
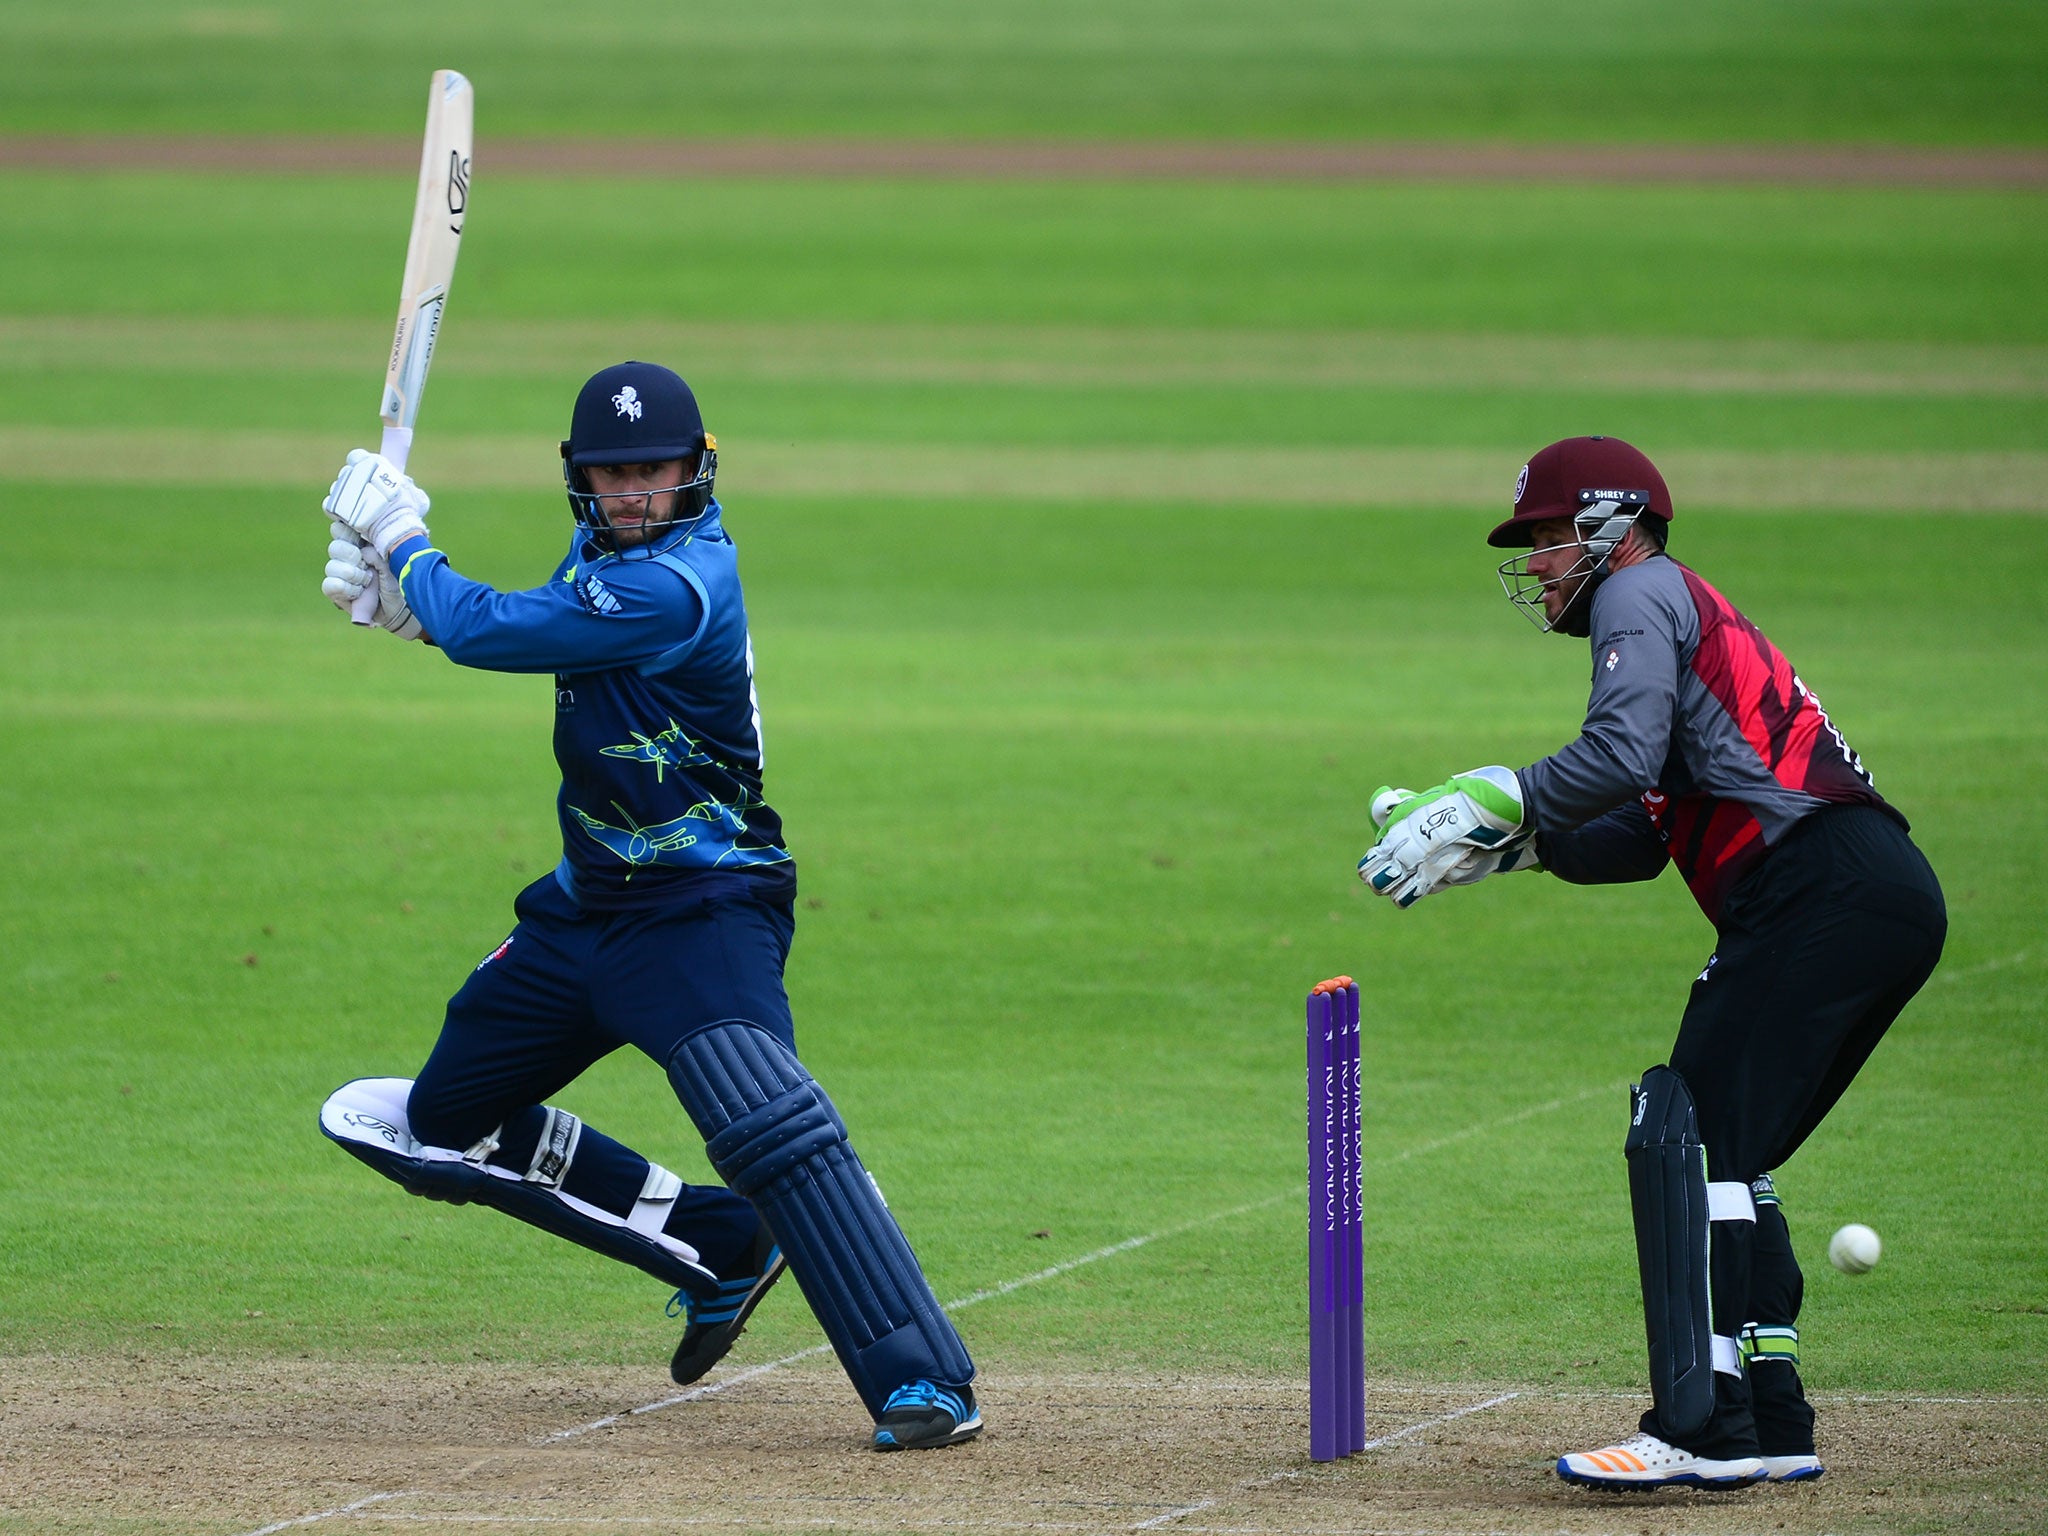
[613,385,643,421]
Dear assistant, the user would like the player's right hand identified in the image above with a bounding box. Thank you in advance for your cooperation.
[323,448,430,558]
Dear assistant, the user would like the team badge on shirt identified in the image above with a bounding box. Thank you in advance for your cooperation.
[1605,648,1620,671]
[576,573,624,616]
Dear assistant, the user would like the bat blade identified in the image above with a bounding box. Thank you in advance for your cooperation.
[353,68,473,625]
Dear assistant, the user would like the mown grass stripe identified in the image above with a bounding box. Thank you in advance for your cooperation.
[5,316,2043,398]
[6,137,2048,188]
[4,426,2043,510]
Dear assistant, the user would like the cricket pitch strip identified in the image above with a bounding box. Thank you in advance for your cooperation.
[2,1356,2042,1536]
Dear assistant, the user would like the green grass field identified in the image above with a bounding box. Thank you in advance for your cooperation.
[1,5,2044,1529]
[5,0,2047,144]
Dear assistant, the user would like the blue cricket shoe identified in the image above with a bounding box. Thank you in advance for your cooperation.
[669,1230,786,1386]
[872,1380,983,1451]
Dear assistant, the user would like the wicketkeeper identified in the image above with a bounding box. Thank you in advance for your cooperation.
[314,362,980,1451]
[1358,436,1945,1490]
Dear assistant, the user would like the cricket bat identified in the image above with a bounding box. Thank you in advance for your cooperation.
[350,68,473,625]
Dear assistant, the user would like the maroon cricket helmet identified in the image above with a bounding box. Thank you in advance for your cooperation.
[1487,436,1673,548]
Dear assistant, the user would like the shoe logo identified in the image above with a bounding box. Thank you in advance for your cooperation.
[613,385,644,421]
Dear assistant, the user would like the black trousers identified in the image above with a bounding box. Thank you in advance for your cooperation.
[1653,806,1947,1454]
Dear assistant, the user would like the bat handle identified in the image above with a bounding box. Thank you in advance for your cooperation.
[349,425,417,626]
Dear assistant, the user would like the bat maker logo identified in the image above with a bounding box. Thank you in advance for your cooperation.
[447,151,470,233]
[1416,805,1459,841]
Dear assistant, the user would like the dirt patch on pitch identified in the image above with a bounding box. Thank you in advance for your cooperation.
[2,1355,2043,1536]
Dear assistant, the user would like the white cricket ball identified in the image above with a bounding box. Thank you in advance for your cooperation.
[1828,1222,1882,1275]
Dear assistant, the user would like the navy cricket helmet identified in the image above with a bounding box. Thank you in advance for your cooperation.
[560,361,718,552]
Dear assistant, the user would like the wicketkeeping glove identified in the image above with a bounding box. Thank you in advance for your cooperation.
[1358,766,1529,908]
[323,449,431,559]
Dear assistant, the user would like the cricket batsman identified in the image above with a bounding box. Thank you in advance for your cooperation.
[1357,436,1945,1489]
[313,362,980,1451]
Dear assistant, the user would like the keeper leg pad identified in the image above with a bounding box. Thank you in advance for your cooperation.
[319,1077,718,1298]
[666,1022,975,1419]
[1626,1067,1754,1442]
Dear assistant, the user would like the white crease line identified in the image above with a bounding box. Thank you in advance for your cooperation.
[1131,1393,1523,1531]
[542,1346,834,1443]
[1357,1392,1521,1451]
[240,1084,1600,1530]
[1377,1082,1624,1167]
[1134,1502,1219,1530]
[234,1490,416,1536]
[556,1083,1605,1445]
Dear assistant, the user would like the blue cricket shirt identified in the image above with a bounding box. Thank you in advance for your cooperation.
[390,502,794,910]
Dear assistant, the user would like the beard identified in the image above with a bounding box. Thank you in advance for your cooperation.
[1551,575,1599,638]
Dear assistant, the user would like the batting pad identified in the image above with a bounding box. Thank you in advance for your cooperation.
[319,1077,719,1297]
[1625,1066,1750,1441]
[667,1023,975,1419]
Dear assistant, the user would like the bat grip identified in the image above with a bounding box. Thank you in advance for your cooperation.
[349,425,416,626]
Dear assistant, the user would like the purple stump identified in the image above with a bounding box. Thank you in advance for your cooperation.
[1307,988,1340,1462]
[1341,980,1366,1451]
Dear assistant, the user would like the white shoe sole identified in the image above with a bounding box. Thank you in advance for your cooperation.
[1557,1454,1767,1491]
[1758,1453,1825,1482]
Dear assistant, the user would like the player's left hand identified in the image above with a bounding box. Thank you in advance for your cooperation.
[323,448,431,558]
[322,526,374,611]
[1359,766,1527,908]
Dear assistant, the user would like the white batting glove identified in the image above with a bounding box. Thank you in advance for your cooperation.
[323,448,430,559]
[322,525,373,612]
[321,523,424,641]
[1358,767,1527,908]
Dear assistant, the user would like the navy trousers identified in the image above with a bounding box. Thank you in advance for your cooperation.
[407,871,798,1281]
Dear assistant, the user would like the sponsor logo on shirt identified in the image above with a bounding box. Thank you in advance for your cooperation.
[1641,788,1671,844]
[575,574,623,616]
[476,935,515,970]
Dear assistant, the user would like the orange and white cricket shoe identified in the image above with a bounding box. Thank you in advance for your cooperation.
[1556,1430,1766,1490]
